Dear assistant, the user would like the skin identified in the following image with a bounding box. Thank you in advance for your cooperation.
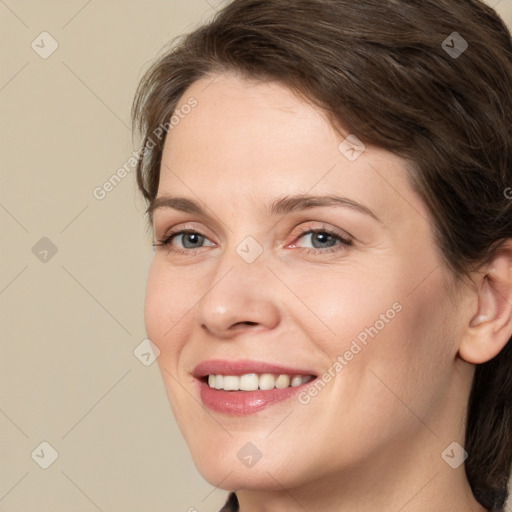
[144,72,510,511]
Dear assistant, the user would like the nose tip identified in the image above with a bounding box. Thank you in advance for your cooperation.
[199,305,278,338]
[194,266,280,338]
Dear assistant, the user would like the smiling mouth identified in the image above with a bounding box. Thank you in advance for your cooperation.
[203,373,316,391]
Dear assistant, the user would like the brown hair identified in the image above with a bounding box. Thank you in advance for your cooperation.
[132,0,512,510]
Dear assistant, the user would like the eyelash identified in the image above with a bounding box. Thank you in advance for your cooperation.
[152,225,352,256]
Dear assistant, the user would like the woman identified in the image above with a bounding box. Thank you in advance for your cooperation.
[132,1,512,510]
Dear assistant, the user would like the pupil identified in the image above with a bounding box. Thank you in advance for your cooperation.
[184,233,202,248]
[313,232,334,248]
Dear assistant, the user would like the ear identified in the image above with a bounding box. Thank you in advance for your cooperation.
[459,241,512,364]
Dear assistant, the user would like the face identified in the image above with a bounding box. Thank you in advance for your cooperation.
[144,73,466,492]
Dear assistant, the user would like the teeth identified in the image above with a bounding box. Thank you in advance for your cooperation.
[291,375,304,387]
[222,375,239,391]
[240,373,259,391]
[206,373,314,391]
[275,374,291,389]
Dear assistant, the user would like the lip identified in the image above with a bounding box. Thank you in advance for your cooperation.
[193,359,317,378]
[193,359,318,416]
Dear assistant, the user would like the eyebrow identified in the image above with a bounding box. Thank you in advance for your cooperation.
[147,193,381,224]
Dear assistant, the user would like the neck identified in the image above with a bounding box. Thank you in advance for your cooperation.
[235,414,487,512]
[235,354,487,512]
[235,448,486,512]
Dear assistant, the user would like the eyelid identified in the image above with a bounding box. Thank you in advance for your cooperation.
[153,229,216,256]
[155,221,217,243]
[286,222,352,247]
[154,220,353,255]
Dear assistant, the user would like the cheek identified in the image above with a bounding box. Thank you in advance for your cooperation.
[283,264,403,356]
[144,261,201,426]
[294,263,456,417]
[343,274,456,423]
[143,260,191,361]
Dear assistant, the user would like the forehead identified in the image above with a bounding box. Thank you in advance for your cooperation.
[158,73,430,229]
[165,72,340,164]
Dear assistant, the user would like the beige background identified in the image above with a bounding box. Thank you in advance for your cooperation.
[1,1,511,511]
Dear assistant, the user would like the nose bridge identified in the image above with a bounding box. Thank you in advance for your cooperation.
[194,235,279,336]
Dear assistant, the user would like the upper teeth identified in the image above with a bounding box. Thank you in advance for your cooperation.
[207,373,313,391]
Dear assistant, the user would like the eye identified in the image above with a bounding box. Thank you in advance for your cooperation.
[152,225,352,256]
[289,226,352,254]
[153,230,215,253]
[296,230,342,249]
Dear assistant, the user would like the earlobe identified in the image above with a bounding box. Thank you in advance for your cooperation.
[459,244,512,364]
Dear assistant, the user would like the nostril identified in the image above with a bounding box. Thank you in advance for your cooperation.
[235,321,258,327]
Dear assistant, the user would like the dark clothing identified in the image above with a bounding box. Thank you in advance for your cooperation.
[219,492,239,511]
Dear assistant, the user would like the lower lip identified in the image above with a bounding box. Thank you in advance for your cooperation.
[198,379,315,416]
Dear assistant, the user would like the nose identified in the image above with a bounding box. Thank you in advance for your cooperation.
[194,247,280,338]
